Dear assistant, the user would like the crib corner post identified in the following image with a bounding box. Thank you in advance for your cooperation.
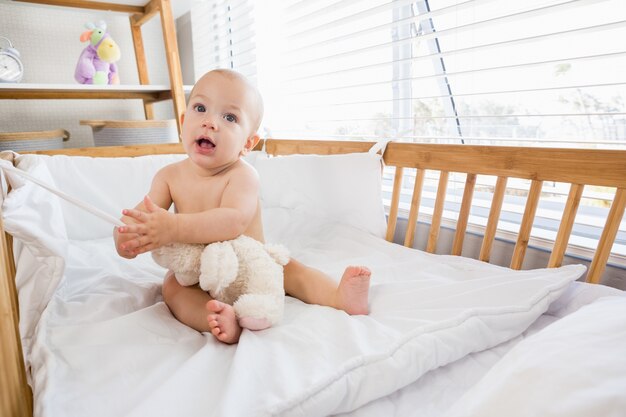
[0,213,33,417]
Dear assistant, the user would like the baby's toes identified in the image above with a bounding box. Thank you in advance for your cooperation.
[217,332,231,342]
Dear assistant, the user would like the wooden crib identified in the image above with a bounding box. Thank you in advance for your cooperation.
[1,139,625,417]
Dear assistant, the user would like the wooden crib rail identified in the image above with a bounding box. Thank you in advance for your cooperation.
[381,142,626,284]
[382,143,626,187]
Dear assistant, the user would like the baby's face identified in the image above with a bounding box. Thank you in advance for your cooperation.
[182,72,259,172]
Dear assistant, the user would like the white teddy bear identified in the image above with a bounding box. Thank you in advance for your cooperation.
[152,235,289,330]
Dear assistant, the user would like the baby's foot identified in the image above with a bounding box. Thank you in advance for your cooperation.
[206,300,242,344]
[334,266,371,315]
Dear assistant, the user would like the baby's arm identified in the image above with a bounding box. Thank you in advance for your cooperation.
[120,165,259,254]
[114,168,173,258]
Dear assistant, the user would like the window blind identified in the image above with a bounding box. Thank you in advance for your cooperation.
[270,0,626,147]
[190,0,258,81]
[192,0,626,261]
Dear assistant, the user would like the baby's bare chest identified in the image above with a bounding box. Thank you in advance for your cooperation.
[170,177,228,213]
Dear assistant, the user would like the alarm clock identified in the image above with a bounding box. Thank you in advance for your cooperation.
[0,36,24,83]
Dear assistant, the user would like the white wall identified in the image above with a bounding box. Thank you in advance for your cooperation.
[175,11,195,86]
[0,2,190,148]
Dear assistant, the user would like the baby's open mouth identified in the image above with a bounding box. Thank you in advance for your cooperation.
[196,137,216,149]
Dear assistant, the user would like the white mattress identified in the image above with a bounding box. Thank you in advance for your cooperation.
[23,209,624,417]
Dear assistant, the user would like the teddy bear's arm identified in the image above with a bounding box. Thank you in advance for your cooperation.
[152,243,205,286]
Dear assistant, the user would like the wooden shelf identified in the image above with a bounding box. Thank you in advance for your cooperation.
[9,0,147,14]
[0,83,192,101]
[3,0,187,135]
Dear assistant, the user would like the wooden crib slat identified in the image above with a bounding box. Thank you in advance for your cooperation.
[510,180,543,270]
[4,234,16,286]
[548,184,584,268]
[480,176,508,262]
[587,188,626,284]
[385,167,404,242]
[0,226,31,417]
[452,173,477,256]
[404,169,426,247]
[426,171,449,253]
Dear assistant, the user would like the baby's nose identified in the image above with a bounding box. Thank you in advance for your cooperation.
[201,116,218,129]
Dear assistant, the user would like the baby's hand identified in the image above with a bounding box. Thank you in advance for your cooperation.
[114,211,141,259]
[118,196,178,255]
[115,225,138,259]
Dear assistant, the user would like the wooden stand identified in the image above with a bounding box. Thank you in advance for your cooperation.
[4,0,187,135]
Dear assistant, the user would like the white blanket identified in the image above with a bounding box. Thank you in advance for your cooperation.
[337,281,625,417]
[444,295,626,417]
[28,211,589,417]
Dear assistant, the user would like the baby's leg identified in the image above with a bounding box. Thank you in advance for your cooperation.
[283,259,371,315]
[162,272,242,343]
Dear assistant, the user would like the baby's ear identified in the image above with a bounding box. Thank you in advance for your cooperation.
[246,134,260,152]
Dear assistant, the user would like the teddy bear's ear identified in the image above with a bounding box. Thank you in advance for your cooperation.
[264,244,290,266]
[84,22,95,30]
[97,20,107,31]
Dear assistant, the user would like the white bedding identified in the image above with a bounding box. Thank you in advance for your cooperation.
[3,152,625,417]
[27,216,624,417]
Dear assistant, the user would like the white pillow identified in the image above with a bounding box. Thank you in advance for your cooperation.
[28,151,387,240]
[255,152,387,238]
[40,154,187,240]
[40,152,265,240]
[444,295,626,417]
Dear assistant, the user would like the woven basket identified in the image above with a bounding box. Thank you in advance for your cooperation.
[0,129,69,151]
[80,119,178,147]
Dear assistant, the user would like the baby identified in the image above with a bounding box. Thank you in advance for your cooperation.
[114,69,371,344]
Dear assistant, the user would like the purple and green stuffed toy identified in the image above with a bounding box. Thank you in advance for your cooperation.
[74,21,121,85]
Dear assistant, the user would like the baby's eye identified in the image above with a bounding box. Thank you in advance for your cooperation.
[193,104,206,112]
[224,113,237,123]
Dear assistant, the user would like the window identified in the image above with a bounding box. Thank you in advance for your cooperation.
[261,0,626,148]
[191,0,258,81]
[192,0,626,262]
